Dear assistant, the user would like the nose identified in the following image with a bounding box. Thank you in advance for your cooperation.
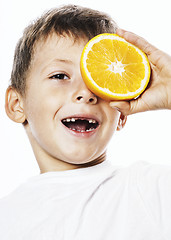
[76,93,97,104]
[73,86,98,105]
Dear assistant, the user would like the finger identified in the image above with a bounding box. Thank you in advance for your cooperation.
[116,29,158,56]
[110,98,149,116]
[109,101,132,116]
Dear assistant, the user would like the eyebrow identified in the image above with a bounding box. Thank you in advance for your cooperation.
[41,58,73,74]
[52,58,73,64]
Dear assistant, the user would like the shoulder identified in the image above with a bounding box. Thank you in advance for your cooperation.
[129,161,171,237]
[131,161,171,193]
[123,160,171,184]
[127,161,171,210]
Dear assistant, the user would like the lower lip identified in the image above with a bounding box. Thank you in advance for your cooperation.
[62,124,100,138]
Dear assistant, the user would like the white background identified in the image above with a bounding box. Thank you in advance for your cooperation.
[0,0,170,198]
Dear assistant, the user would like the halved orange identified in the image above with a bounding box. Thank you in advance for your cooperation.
[80,33,151,101]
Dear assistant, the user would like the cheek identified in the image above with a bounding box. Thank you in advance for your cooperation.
[110,110,120,130]
[25,88,63,118]
[98,107,120,146]
[104,108,120,141]
[103,104,120,131]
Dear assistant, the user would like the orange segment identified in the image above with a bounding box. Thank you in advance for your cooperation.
[80,33,151,100]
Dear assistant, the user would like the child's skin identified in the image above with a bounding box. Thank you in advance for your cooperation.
[5,33,126,173]
[5,30,171,173]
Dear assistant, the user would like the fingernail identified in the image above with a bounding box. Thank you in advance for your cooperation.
[116,29,126,35]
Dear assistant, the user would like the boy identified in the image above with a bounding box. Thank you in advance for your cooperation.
[1,4,171,239]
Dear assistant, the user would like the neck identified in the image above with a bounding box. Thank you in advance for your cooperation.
[38,152,106,174]
[38,152,106,173]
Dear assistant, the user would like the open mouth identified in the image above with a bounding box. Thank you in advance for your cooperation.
[61,117,100,132]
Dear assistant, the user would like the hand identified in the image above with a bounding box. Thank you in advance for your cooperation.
[110,29,171,115]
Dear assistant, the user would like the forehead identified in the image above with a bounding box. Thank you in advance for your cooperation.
[33,33,87,62]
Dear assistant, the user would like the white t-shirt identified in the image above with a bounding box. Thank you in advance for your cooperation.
[0,160,171,240]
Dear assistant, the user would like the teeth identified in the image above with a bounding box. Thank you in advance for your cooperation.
[64,118,75,122]
[88,119,97,123]
[86,127,95,132]
[63,118,97,123]
[69,128,95,132]
[86,129,92,132]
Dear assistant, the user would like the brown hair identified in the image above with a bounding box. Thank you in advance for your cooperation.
[10,4,118,95]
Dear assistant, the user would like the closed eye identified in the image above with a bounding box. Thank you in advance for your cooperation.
[49,73,69,80]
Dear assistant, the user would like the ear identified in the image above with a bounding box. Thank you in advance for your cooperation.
[117,113,127,131]
[5,87,26,123]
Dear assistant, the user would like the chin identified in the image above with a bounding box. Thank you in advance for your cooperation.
[62,151,94,164]
[63,148,104,166]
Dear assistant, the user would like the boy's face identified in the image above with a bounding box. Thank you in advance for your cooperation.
[22,33,122,171]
